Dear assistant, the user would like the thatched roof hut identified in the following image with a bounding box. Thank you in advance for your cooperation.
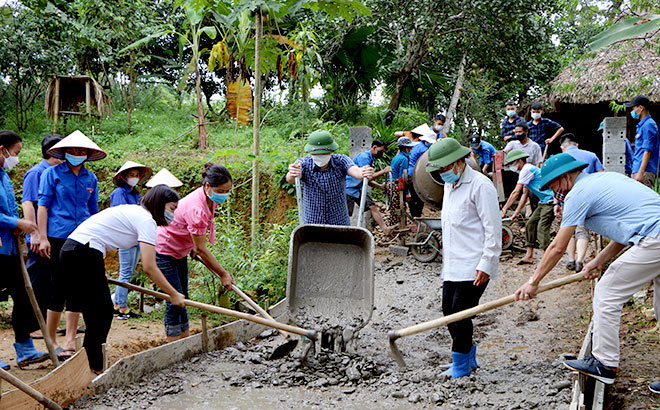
[45,75,110,124]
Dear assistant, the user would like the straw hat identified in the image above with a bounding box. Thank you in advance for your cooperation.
[47,130,107,161]
[146,168,183,188]
[112,161,153,186]
[411,123,433,136]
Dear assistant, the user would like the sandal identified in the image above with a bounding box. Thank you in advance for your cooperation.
[56,347,75,360]
[516,259,534,265]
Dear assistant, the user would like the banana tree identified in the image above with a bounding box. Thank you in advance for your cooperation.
[588,14,660,50]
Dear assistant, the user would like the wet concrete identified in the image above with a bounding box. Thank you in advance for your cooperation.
[74,250,589,409]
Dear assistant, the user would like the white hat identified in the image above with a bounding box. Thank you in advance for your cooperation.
[47,130,107,161]
[146,168,183,188]
[113,161,153,186]
[411,123,432,136]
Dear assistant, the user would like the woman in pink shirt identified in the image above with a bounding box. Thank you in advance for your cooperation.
[155,164,235,342]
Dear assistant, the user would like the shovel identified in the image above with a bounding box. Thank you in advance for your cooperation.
[388,272,585,367]
[106,278,316,340]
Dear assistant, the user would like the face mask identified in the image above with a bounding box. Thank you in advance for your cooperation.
[2,149,19,170]
[207,191,230,204]
[506,110,517,117]
[553,176,571,204]
[508,165,519,173]
[65,153,87,166]
[126,177,140,187]
[531,112,542,120]
[440,166,461,183]
[312,154,332,167]
[631,109,640,120]
[164,210,175,225]
[374,151,384,159]
[433,125,442,132]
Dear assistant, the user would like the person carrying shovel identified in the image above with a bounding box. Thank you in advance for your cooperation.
[425,138,501,378]
[514,153,660,386]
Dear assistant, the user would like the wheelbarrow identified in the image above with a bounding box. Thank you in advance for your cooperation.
[289,177,374,352]
[406,217,442,262]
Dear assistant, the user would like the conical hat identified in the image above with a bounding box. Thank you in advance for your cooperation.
[146,168,183,188]
[112,161,153,186]
[411,123,432,136]
[47,130,107,161]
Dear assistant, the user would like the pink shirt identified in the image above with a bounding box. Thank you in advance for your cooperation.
[156,187,216,259]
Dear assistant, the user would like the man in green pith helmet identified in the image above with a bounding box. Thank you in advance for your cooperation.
[426,138,501,379]
[286,130,373,225]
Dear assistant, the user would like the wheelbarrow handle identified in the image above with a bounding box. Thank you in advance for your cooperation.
[357,177,369,228]
[295,176,304,225]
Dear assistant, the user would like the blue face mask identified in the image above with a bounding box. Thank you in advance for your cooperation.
[631,110,640,120]
[65,153,87,166]
[506,110,517,118]
[207,191,230,204]
[440,167,461,183]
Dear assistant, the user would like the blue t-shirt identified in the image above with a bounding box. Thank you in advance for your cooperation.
[110,185,142,207]
[408,142,430,176]
[564,146,604,174]
[390,152,409,181]
[561,172,660,245]
[517,163,554,203]
[23,159,53,244]
[632,115,659,174]
[0,168,19,256]
[38,162,99,239]
[473,141,496,165]
[346,150,373,198]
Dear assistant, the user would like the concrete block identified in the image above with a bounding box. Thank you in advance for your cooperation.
[389,245,409,256]
[603,117,626,130]
[349,127,372,159]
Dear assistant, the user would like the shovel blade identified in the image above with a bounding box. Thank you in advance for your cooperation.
[268,339,298,360]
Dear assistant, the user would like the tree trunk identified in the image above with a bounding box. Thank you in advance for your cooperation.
[128,54,135,134]
[442,53,467,135]
[195,62,209,149]
[251,7,263,242]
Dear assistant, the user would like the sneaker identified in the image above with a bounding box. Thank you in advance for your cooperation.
[650,381,660,394]
[575,261,584,272]
[566,261,576,271]
[116,310,142,320]
[563,356,616,384]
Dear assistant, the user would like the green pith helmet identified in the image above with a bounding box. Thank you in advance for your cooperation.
[304,130,339,154]
[503,149,529,166]
[425,138,471,172]
[539,153,588,190]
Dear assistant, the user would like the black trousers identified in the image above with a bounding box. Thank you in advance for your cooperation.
[60,240,114,371]
[25,249,50,332]
[0,254,34,343]
[442,280,489,354]
[42,237,76,312]
[408,189,424,218]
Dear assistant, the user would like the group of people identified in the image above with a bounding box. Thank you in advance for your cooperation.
[0,129,236,374]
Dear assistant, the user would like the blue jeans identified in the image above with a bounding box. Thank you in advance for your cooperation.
[156,253,189,337]
[113,245,141,308]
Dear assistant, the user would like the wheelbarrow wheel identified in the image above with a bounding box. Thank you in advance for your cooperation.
[410,232,440,262]
[502,225,514,250]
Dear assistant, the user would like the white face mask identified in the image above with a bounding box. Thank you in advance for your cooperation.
[126,177,140,187]
[312,154,332,167]
[508,165,519,173]
[531,112,542,120]
[2,148,18,170]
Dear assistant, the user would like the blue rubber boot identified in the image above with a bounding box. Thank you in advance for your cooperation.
[14,339,49,368]
[447,351,471,378]
[0,359,9,370]
[469,345,478,370]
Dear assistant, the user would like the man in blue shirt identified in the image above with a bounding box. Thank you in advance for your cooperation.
[21,134,62,338]
[346,139,394,235]
[500,149,555,265]
[527,101,564,152]
[626,95,659,188]
[501,101,523,142]
[469,134,496,174]
[515,153,660,386]
[286,130,372,226]
[0,130,49,370]
[407,125,436,218]
[385,137,415,226]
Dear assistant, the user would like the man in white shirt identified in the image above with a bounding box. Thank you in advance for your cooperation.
[425,138,502,379]
[504,122,543,167]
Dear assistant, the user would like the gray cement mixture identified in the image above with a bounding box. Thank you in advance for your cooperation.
[74,251,588,409]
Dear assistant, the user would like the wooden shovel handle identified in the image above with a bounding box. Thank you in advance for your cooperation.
[231,284,290,340]
[107,278,315,340]
[390,272,585,340]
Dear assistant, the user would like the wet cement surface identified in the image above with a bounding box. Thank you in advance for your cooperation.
[74,250,589,409]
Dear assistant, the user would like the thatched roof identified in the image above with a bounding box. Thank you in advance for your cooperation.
[45,75,111,118]
[548,37,660,105]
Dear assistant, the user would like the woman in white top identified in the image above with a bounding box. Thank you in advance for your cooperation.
[60,185,185,373]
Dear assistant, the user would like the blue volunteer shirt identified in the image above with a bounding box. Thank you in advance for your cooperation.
[297,154,354,226]
[501,115,523,139]
[517,164,554,204]
[527,117,562,151]
[473,141,496,166]
[564,146,604,174]
[23,159,53,244]
[346,150,373,198]
[408,142,430,177]
[110,185,142,207]
[389,151,409,181]
[562,172,660,245]
[0,168,19,256]
[632,115,659,174]
[38,162,99,239]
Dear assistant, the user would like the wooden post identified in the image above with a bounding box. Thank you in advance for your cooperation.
[201,314,208,352]
[493,151,505,202]
[0,367,62,410]
[75,335,83,352]
[52,78,60,133]
[85,79,91,118]
[101,343,108,372]
[250,6,263,242]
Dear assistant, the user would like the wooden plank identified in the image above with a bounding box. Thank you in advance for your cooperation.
[52,78,60,133]
[0,349,93,410]
[592,380,605,410]
[493,151,505,202]
[85,80,91,116]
